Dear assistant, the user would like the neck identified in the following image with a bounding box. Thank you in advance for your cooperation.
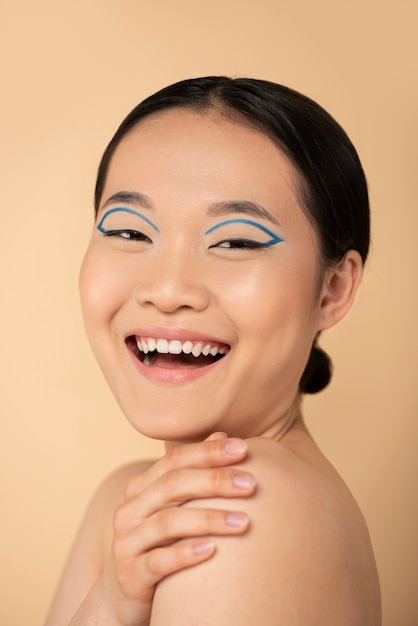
[164,395,306,452]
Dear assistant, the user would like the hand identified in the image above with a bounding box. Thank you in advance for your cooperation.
[99,434,256,626]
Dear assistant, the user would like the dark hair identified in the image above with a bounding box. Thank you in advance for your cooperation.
[94,76,370,394]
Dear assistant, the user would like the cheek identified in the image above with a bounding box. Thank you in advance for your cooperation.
[219,260,318,331]
[79,247,124,327]
[79,249,101,324]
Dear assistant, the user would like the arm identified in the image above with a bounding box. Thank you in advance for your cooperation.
[44,463,146,626]
[150,437,381,626]
[45,435,257,626]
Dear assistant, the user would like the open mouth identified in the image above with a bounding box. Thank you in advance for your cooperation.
[127,336,230,370]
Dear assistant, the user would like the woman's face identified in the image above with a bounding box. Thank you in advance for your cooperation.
[80,108,327,442]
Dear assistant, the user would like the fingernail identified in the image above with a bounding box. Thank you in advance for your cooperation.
[224,438,247,456]
[193,540,215,556]
[226,511,249,527]
[232,471,256,490]
[206,432,228,441]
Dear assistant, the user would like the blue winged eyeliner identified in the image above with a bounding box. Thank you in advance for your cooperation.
[97,207,160,233]
[204,218,283,247]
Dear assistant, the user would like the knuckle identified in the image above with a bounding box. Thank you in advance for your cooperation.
[155,507,176,535]
[201,440,228,469]
[209,438,225,460]
[197,439,224,467]
[212,466,229,491]
[112,534,127,562]
[143,549,164,578]
[113,503,129,534]
[201,508,220,529]
[124,474,143,501]
[160,468,182,495]
[165,444,186,468]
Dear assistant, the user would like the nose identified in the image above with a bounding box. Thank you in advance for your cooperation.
[133,250,211,314]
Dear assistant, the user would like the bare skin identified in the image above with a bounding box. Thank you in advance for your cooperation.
[46,433,256,625]
[154,423,381,625]
[46,422,381,626]
[46,109,381,624]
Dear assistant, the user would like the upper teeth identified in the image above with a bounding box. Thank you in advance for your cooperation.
[136,337,228,358]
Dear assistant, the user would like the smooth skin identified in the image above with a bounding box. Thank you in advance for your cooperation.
[47,433,256,626]
[46,109,381,625]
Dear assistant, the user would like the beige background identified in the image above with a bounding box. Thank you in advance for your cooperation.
[1,1,417,624]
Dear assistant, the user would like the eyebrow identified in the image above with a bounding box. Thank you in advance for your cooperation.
[101,191,155,212]
[207,200,280,226]
[100,192,280,227]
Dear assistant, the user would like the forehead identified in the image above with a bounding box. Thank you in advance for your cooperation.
[102,108,309,234]
[107,108,294,187]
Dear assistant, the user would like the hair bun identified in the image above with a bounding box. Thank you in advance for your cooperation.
[299,343,332,394]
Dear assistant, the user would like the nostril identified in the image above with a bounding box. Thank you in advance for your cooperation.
[133,276,210,313]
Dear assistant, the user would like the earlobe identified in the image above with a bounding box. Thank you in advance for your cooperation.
[318,250,363,331]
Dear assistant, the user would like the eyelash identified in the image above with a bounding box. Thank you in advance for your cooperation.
[102,231,268,250]
[205,219,282,249]
[103,229,152,242]
[212,239,265,250]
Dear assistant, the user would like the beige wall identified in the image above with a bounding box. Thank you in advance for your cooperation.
[1,1,417,624]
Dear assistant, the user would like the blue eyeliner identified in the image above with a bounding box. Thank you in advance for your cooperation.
[204,218,283,247]
[97,207,160,233]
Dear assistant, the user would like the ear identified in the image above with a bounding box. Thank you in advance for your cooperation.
[317,250,363,331]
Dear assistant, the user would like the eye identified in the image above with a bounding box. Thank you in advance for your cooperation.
[96,207,158,244]
[101,228,152,242]
[205,218,283,250]
[212,238,265,250]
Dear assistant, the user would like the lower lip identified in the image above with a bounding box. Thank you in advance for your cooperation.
[128,350,226,384]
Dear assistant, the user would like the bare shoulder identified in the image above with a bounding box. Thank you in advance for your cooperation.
[45,460,155,626]
[151,436,381,626]
[84,459,156,563]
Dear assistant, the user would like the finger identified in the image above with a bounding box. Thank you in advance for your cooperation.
[125,437,249,499]
[113,506,250,557]
[120,466,256,523]
[119,540,216,600]
[204,432,228,441]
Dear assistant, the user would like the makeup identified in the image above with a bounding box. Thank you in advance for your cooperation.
[97,207,160,234]
[204,218,283,247]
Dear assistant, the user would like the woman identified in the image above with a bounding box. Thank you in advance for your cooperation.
[46,76,381,625]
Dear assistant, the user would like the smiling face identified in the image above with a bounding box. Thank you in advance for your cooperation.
[80,108,328,442]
